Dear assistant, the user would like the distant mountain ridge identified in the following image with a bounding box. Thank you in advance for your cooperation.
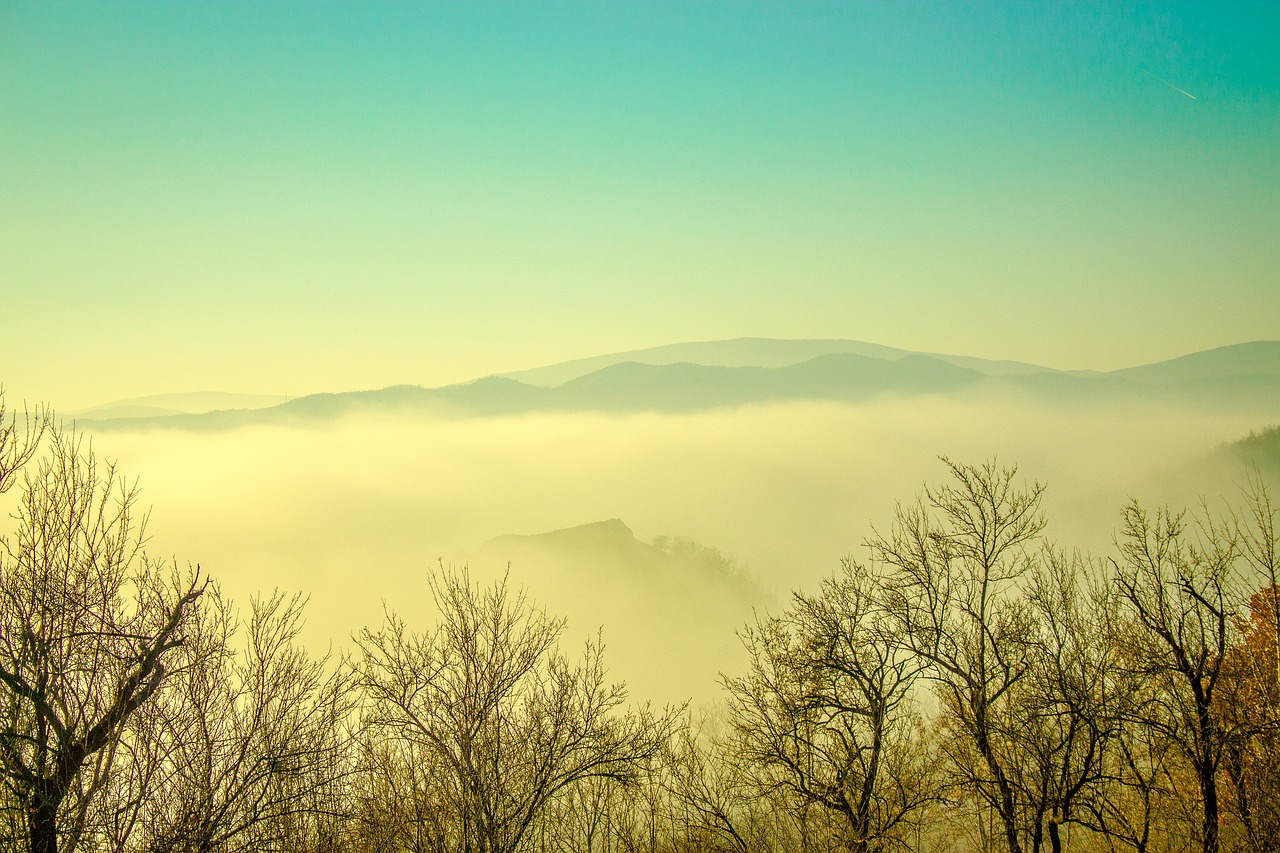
[553,352,985,410]
[76,339,1280,429]
[1112,340,1280,383]
[499,337,1060,386]
[71,392,287,420]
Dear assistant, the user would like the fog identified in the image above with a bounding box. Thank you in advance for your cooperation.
[87,390,1266,706]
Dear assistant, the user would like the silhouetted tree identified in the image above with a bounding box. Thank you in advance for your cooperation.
[1215,477,1280,853]
[874,458,1044,853]
[357,566,673,853]
[662,712,761,853]
[724,559,943,853]
[1022,549,1127,853]
[116,590,355,853]
[0,412,205,853]
[1111,499,1246,853]
[1218,584,1280,853]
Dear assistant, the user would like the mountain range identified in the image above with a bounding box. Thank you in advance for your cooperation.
[71,391,288,420]
[76,338,1280,429]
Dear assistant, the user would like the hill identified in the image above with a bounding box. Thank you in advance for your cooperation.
[1226,425,1280,475]
[499,336,1057,386]
[73,338,1280,429]
[71,392,287,420]
[1112,341,1280,384]
[465,519,771,706]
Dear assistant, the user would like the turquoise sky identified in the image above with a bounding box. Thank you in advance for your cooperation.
[3,1,1277,408]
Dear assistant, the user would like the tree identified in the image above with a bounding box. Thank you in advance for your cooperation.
[116,589,355,853]
[723,559,942,853]
[663,711,765,853]
[0,393,46,496]
[346,732,456,853]
[356,566,673,853]
[1215,476,1280,853]
[1110,499,1246,853]
[1217,584,1280,853]
[1022,549,1131,853]
[0,416,205,853]
[873,458,1044,853]
[1027,554,1179,853]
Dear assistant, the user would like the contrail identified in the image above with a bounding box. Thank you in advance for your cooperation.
[1143,70,1197,100]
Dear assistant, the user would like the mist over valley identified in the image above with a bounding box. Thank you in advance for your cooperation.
[67,338,1279,706]
[7,4,1278,846]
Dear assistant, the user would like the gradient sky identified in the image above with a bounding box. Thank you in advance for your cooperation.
[3,1,1278,409]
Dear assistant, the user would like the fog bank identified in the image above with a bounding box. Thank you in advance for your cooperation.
[89,390,1266,704]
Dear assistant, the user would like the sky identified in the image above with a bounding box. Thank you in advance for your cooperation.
[3,1,1278,410]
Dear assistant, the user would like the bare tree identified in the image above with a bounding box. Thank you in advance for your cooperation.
[346,734,456,853]
[1217,584,1280,853]
[534,773,626,853]
[662,712,759,853]
[873,458,1044,853]
[724,559,942,853]
[357,566,673,853]
[1214,476,1280,853]
[0,423,205,853]
[0,393,47,496]
[1022,548,1142,853]
[1110,499,1246,853]
[1029,554,1180,853]
[118,589,355,853]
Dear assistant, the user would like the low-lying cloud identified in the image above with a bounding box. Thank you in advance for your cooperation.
[86,390,1268,705]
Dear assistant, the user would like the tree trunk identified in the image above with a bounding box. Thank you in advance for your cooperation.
[1202,763,1219,853]
[1047,818,1062,853]
[977,726,1022,853]
[28,783,62,853]
[998,777,1022,853]
[1226,743,1257,852]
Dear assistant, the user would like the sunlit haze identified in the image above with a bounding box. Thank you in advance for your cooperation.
[3,2,1278,409]
[4,8,1280,849]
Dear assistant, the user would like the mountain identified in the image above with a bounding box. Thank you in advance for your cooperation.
[465,519,770,706]
[479,518,667,574]
[1112,341,1280,384]
[474,518,763,599]
[74,339,1280,429]
[554,352,984,411]
[499,337,1058,386]
[74,353,990,428]
[71,392,287,420]
[1097,341,1280,408]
